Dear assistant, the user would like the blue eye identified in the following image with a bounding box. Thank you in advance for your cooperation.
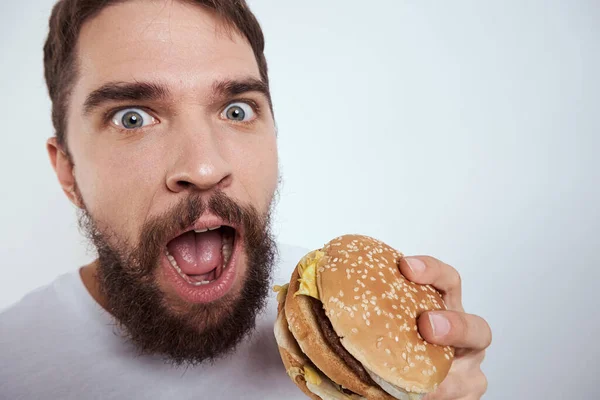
[112,108,156,129]
[223,102,255,122]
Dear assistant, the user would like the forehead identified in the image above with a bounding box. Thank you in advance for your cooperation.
[74,0,259,99]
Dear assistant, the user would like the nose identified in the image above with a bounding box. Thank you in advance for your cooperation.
[165,120,232,193]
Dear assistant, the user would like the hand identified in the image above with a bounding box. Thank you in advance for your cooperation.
[398,256,492,400]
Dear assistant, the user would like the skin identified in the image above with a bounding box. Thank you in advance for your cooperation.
[47,0,278,310]
[400,257,492,399]
[45,0,491,397]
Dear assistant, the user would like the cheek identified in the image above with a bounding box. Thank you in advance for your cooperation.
[231,135,278,210]
[74,144,163,238]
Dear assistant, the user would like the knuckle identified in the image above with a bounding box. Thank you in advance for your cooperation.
[484,320,493,348]
[453,311,469,337]
[474,369,488,396]
[449,266,462,288]
[474,349,486,364]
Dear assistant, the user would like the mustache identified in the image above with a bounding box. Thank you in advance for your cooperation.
[136,190,266,272]
[79,190,267,276]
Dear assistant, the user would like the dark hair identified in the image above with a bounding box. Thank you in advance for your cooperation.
[43,0,269,151]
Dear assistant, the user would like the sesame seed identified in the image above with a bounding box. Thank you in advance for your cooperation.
[354,287,359,292]
[376,341,382,349]
[339,290,344,297]
[385,348,391,355]
[351,328,358,334]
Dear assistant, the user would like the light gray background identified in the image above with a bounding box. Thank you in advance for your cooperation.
[1,1,598,399]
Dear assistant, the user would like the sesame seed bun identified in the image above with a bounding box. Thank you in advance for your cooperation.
[285,268,396,400]
[317,235,454,394]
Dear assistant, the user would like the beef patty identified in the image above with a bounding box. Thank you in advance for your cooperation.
[308,297,377,387]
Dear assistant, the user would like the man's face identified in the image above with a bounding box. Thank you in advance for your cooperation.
[59,0,279,365]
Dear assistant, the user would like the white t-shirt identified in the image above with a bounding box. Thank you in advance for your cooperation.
[0,243,309,400]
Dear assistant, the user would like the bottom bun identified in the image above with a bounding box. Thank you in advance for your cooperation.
[274,289,366,400]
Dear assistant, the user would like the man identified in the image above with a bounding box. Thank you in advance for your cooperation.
[0,0,491,399]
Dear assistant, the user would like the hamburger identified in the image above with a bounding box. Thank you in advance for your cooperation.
[273,234,454,400]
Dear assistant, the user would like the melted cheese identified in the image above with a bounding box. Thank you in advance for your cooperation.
[295,250,325,299]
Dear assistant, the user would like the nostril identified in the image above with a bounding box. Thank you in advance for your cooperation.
[177,180,191,189]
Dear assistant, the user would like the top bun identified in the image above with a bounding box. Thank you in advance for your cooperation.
[316,235,454,394]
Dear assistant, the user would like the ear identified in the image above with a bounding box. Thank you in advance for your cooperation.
[47,137,82,208]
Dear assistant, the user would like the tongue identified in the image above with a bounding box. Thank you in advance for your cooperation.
[167,230,223,276]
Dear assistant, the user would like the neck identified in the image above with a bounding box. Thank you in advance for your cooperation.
[79,260,111,313]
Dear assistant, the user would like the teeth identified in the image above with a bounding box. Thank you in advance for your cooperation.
[165,229,234,287]
[194,225,222,233]
[165,250,225,286]
[222,234,234,267]
[166,250,194,284]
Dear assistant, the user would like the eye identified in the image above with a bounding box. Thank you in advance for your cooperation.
[222,102,255,122]
[111,108,157,130]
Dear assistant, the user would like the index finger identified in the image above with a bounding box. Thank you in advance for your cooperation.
[398,256,463,311]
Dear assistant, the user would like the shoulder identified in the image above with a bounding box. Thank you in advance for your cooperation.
[0,272,78,348]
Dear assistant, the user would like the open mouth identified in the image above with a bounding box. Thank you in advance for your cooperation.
[165,225,236,287]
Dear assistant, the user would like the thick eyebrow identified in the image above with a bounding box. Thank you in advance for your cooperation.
[82,77,272,116]
[82,81,171,116]
[212,77,272,109]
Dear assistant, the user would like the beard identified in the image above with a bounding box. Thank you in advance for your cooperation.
[76,190,278,368]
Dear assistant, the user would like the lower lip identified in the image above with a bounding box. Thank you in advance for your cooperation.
[159,234,242,304]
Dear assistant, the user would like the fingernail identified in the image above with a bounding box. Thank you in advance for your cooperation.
[429,313,451,337]
[405,257,426,275]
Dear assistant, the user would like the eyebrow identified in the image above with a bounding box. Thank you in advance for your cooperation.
[82,77,272,116]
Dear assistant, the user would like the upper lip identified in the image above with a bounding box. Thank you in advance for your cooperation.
[165,214,240,245]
